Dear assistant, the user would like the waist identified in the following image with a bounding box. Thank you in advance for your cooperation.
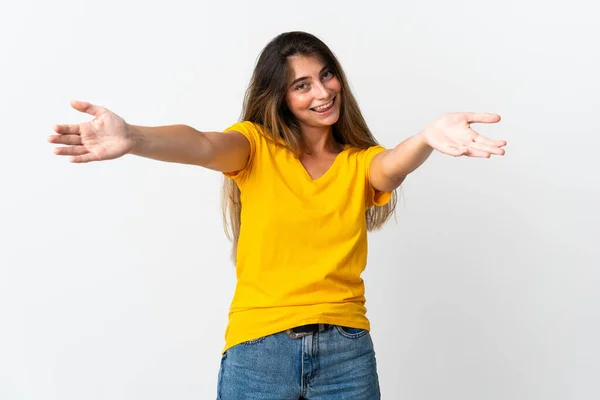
[223,302,370,353]
[286,323,330,338]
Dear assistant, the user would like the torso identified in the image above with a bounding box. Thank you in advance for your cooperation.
[220,120,392,354]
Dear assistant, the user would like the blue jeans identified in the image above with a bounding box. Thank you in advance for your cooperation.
[216,324,380,399]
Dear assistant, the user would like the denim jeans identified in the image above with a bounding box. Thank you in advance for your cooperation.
[216,324,381,399]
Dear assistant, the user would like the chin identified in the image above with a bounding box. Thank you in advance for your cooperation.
[309,109,341,127]
[321,111,340,126]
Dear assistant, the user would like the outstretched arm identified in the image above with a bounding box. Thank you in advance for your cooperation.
[369,112,506,192]
[50,100,250,172]
[128,124,249,171]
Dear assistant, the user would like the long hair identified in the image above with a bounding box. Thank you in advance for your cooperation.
[222,31,397,261]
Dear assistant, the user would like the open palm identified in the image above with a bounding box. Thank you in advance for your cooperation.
[49,101,133,163]
[420,112,506,158]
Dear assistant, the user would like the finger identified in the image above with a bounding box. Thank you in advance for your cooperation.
[473,134,507,147]
[70,153,100,163]
[70,100,108,117]
[48,134,82,145]
[462,147,491,158]
[465,113,501,124]
[53,145,89,156]
[53,123,81,135]
[465,140,505,156]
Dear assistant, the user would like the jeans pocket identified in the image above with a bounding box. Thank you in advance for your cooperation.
[335,325,369,339]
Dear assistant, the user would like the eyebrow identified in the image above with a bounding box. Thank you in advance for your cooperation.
[289,65,329,88]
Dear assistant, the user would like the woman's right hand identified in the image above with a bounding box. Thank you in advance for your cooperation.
[49,101,135,163]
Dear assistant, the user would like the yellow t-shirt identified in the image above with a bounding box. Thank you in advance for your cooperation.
[221,121,392,353]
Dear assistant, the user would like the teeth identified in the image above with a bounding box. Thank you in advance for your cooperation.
[313,99,333,111]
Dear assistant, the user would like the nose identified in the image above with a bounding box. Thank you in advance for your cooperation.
[313,81,329,99]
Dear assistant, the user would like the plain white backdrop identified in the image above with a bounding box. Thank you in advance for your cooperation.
[1,0,598,399]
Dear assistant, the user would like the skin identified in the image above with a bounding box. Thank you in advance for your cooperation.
[282,55,507,189]
[369,112,506,191]
[283,55,348,180]
[48,56,506,190]
[284,55,343,155]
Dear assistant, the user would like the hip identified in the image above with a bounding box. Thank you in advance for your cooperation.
[217,324,380,399]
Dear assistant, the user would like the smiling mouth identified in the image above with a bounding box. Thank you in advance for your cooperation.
[310,96,336,113]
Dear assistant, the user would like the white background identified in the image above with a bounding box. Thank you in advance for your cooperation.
[1,0,598,399]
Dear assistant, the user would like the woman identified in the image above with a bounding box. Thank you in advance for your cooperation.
[49,31,506,399]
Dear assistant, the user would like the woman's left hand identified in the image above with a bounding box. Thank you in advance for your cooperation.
[419,112,507,158]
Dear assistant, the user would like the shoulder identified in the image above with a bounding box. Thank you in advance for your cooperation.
[224,121,265,138]
[346,144,387,162]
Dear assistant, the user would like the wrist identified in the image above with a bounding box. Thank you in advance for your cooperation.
[416,129,432,149]
[127,124,143,154]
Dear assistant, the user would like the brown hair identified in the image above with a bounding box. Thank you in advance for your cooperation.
[222,31,397,260]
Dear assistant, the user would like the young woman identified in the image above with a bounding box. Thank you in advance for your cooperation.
[49,31,506,399]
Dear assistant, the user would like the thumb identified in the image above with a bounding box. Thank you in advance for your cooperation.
[70,100,108,117]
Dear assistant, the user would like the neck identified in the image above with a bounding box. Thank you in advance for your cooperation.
[300,124,341,155]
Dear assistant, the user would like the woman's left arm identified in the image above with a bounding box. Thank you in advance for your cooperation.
[369,112,507,192]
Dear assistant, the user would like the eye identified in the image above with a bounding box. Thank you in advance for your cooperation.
[295,82,309,91]
[322,71,334,80]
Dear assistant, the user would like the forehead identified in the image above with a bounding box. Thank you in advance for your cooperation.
[287,55,327,78]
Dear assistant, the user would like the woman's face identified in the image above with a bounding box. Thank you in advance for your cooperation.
[284,55,342,130]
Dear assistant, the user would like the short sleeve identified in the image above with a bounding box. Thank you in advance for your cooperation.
[362,145,393,208]
[221,121,260,181]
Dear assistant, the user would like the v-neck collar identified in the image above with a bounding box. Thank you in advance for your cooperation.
[294,144,349,183]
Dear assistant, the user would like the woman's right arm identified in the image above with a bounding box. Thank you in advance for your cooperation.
[129,124,250,172]
[50,101,249,173]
